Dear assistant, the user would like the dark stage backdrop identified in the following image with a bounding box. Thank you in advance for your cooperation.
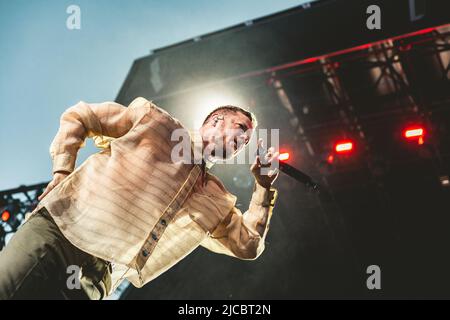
[116,0,450,299]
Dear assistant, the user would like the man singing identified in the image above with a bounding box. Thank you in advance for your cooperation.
[0,97,279,299]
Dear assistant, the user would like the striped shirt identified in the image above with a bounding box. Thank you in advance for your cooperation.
[33,97,277,292]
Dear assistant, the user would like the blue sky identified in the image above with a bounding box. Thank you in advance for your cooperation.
[0,0,309,190]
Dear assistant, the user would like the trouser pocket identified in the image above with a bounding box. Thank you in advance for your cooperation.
[79,256,112,300]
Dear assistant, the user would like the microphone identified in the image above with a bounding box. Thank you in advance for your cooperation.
[279,161,320,193]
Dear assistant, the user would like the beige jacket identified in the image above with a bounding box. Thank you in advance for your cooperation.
[34,97,276,289]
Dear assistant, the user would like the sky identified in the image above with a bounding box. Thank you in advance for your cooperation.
[0,0,311,190]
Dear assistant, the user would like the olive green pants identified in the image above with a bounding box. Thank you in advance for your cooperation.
[0,207,111,300]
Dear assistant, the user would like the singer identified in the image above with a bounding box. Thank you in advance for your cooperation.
[0,97,279,300]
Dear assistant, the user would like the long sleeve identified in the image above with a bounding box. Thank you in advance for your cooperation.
[49,99,150,174]
[200,183,277,260]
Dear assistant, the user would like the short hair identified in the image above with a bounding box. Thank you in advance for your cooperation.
[202,105,258,128]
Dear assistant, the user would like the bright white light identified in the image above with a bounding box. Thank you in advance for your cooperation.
[440,175,450,187]
[190,89,246,129]
[404,128,424,138]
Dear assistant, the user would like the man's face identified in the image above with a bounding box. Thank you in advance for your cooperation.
[200,111,254,160]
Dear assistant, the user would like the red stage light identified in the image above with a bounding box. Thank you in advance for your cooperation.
[327,154,334,164]
[1,210,10,222]
[403,127,425,139]
[403,126,425,144]
[278,152,290,161]
[413,27,436,36]
[335,141,353,153]
[302,57,319,64]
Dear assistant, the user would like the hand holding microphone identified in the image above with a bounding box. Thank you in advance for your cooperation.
[255,139,320,193]
[251,139,279,189]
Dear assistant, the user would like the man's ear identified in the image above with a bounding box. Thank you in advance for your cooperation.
[212,116,219,127]
[212,115,224,127]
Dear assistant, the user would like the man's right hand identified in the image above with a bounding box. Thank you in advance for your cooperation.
[38,172,70,201]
